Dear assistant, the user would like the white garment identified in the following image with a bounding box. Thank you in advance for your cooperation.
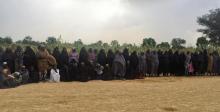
[50,69,60,82]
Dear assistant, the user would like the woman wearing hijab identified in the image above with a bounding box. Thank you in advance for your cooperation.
[129,51,139,79]
[2,47,15,73]
[59,47,69,81]
[213,51,220,75]
[14,46,24,72]
[107,49,115,68]
[23,46,37,82]
[97,49,107,67]
[151,51,159,76]
[52,47,61,69]
[0,47,4,70]
[138,52,146,79]
[68,48,79,81]
[207,53,214,75]
[103,49,115,80]
[185,51,191,76]
[145,50,151,76]
[112,50,126,79]
[123,48,130,78]
[79,47,90,82]
[88,48,97,80]
[202,50,208,74]
[163,51,170,76]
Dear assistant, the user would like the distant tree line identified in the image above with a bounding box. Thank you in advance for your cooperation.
[0,8,220,52]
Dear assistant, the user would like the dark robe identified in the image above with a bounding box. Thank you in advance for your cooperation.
[123,48,130,77]
[14,46,24,71]
[2,48,15,73]
[68,58,79,81]
[138,52,146,79]
[145,51,151,75]
[0,47,4,69]
[158,51,164,75]
[216,56,220,75]
[79,47,90,82]
[97,49,107,66]
[23,46,37,82]
[179,52,186,76]
[60,48,69,81]
[129,51,139,79]
[52,47,61,69]
[113,53,126,79]
[192,52,199,75]
[107,50,115,68]
[202,50,208,74]
[163,52,170,75]
[102,64,113,81]
[173,51,179,76]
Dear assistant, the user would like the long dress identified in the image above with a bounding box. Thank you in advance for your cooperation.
[207,55,213,73]
[138,54,146,78]
[113,54,126,78]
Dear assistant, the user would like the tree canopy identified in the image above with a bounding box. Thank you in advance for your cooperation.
[157,42,170,49]
[171,38,186,49]
[196,37,209,49]
[197,8,220,46]
[142,38,156,48]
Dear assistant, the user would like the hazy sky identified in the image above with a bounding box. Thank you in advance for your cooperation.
[0,0,220,46]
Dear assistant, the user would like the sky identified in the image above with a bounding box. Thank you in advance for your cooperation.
[0,0,220,46]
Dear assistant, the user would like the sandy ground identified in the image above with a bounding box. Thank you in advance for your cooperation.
[0,77,220,112]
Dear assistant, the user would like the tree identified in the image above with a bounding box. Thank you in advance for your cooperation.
[46,37,57,44]
[23,36,32,44]
[103,43,109,48]
[74,39,84,48]
[96,40,103,47]
[4,36,13,44]
[111,40,120,48]
[142,38,156,48]
[0,37,4,43]
[171,38,186,49]
[197,8,220,46]
[196,37,209,49]
[157,42,170,49]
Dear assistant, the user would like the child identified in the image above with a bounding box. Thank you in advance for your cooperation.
[49,65,60,82]
[188,60,194,76]
[94,64,104,80]
[19,65,29,84]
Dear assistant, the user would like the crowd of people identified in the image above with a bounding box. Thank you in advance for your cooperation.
[0,45,220,89]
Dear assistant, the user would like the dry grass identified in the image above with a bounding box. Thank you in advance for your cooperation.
[1,77,220,112]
